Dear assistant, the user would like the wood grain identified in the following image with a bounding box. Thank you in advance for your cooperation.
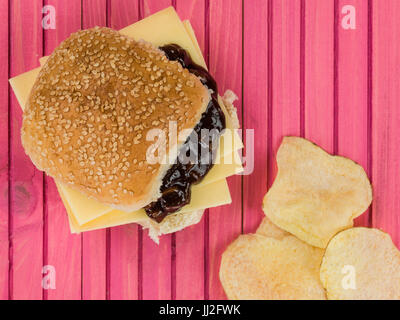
[0,0,9,300]
[43,0,82,300]
[109,0,140,30]
[82,0,107,29]
[176,0,205,50]
[242,0,269,234]
[243,0,302,235]
[9,0,44,300]
[208,0,243,300]
[304,0,334,152]
[175,0,206,300]
[108,0,140,300]
[270,0,301,185]
[337,0,370,226]
[109,225,139,299]
[81,0,107,300]
[141,234,172,299]
[372,0,400,247]
[142,0,172,18]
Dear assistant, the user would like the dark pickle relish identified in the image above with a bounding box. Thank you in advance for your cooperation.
[144,44,226,223]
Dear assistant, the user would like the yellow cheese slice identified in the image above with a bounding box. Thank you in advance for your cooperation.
[9,67,41,109]
[65,178,231,233]
[120,7,205,66]
[9,7,243,230]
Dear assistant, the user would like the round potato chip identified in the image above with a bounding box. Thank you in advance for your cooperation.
[320,228,400,300]
[219,233,326,300]
[256,216,290,240]
[263,137,372,248]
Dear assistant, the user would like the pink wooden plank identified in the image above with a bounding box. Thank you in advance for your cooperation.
[9,0,44,300]
[142,0,172,18]
[372,0,400,247]
[141,235,171,299]
[82,229,107,300]
[141,0,173,300]
[174,0,206,300]
[337,0,370,227]
[269,0,301,187]
[82,0,107,29]
[0,0,9,300]
[208,0,242,300]
[242,0,269,233]
[176,0,205,50]
[108,0,140,300]
[109,0,140,30]
[43,0,82,300]
[109,225,139,300]
[243,1,302,235]
[81,0,107,300]
[305,0,334,152]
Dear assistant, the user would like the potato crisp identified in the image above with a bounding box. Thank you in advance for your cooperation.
[220,136,399,300]
[320,227,400,300]
[220,231,326,300]
[256,216,289,240]
[263,137,372,248]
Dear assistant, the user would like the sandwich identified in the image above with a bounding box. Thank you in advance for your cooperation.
[10,7,243,242]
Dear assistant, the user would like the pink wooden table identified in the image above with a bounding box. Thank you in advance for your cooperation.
[0,0,399,300]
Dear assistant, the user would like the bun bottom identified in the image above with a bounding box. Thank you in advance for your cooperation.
[139,209,205,243]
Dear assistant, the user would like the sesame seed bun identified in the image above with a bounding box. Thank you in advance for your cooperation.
[21,27,210,212]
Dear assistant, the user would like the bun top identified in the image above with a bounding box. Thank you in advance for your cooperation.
[22,27,210,211]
